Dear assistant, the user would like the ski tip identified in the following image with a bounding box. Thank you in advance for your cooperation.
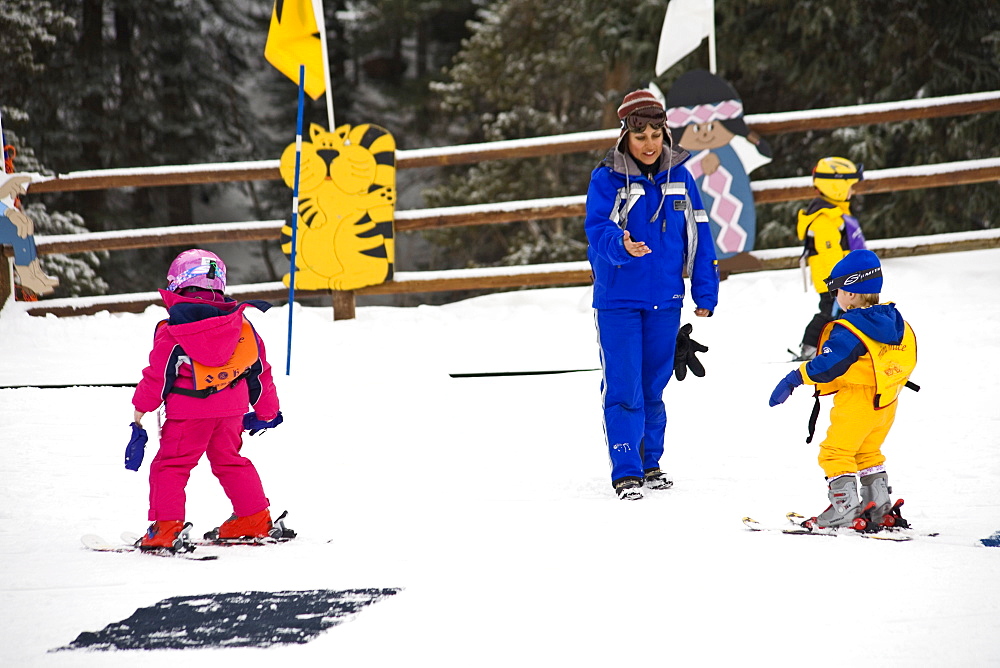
[81,534,110,549]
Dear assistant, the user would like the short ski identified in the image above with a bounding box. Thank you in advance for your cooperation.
[788,511,912,541]
[81,533,219,561]
[743,513,936,541]
[120,531,293,549]
[788,509,939,539]
[199,509,297,545]
[743,516,835,537]
[197,536,295,547]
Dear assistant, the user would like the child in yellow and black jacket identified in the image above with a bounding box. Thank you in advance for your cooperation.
[770,250,917,530]
[793,157,866,361]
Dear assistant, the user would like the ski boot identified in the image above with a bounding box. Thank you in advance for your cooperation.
[788,344,817,362]
[270,510,297,539]
[614,478,644,501]
[643,467,674,490]
[802,474,865,531]
[139,520,192,551]
[877,499,910,530]
[204,509,297,541]
[206,508,272,540]
[859,471,909,529]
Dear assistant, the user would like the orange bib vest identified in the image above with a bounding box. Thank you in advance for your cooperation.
[158,318,259,395]
[815,316,917,410]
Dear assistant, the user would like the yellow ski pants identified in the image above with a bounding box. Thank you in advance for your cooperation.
[817,384,897,478]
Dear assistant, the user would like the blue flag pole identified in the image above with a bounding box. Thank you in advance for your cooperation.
[286,64,306,376]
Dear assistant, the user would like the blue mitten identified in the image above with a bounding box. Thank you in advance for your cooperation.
[243,411,284,436]
[125,422,148,471]
[769,369,803,407]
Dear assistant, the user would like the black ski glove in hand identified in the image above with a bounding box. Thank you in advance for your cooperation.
[673,323,708,381]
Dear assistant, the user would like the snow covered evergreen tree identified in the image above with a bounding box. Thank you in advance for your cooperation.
[423,0,665,270]
[1,0,106,295]
[425,0,1000,269]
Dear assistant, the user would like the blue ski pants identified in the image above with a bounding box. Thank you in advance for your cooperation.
[595,306,681,485]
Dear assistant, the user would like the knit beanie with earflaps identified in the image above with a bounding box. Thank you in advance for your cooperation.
[617,90,664,122]
[825,249,883,294]
[615,89,667,158]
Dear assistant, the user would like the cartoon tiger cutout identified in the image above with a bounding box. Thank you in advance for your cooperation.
[278,122,396,291]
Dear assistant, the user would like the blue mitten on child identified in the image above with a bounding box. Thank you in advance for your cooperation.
[125,422,148,471]
[769,369,803,407]
[243,411,284,436]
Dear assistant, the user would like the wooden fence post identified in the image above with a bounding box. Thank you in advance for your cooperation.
[331,290,356,320]
[0,252,13,310]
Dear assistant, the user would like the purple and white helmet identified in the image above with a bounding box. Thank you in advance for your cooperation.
[166,249,227,292]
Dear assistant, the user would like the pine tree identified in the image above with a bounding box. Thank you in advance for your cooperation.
[422,0,668,270]
[8,0,283,293]
[677,0,1000,244]
[426,0,1000,269]
[1,0,106,294]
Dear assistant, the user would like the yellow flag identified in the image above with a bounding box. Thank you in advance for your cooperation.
[264,0,326,100]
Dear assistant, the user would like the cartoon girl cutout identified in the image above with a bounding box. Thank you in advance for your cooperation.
[0,173,59,297]
[665,70,771,260]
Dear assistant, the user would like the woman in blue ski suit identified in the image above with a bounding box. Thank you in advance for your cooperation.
[585,90,720,499]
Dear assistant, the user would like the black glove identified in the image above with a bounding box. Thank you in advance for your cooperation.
[673,323,708,381]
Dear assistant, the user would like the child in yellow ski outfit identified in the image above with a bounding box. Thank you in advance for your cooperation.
[792,157,866,361]
[770,250,917,530]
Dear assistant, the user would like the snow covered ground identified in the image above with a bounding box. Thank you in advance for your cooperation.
[1,248,998,667]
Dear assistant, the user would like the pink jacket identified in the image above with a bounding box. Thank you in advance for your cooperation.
[132,290,280,420]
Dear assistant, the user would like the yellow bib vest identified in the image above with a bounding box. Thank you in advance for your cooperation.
[815,316,917,409]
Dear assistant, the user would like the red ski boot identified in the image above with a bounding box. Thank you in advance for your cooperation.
[140,520,187,551]
[216,509,273,539]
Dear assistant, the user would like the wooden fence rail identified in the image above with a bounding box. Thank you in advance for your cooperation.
[3,91,999,316]
[17,157,1000,257]
[19,229,1000,317]
[22,91,1000,193]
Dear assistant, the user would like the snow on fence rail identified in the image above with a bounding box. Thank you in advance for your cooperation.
[3,92,1000,316]
[22,91,1000,193]
[17,229,1000,318]
[22,158,1000,259]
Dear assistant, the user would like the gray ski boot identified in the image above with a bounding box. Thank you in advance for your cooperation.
[808,474,862,529]
[860,472,892,518]
[860,471,909,528]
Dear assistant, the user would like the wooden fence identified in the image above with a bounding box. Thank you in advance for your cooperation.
[4,91,1000,317]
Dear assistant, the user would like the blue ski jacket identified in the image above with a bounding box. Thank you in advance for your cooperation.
[585,142,719,311]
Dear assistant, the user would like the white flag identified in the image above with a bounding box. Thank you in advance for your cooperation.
[655,0,714,76]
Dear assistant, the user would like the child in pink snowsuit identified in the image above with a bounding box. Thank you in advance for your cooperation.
[132,249,283,549]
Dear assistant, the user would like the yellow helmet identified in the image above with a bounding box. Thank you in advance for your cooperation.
[812,157,864,202]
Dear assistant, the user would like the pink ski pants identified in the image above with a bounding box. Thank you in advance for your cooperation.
[148,415,269,521]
